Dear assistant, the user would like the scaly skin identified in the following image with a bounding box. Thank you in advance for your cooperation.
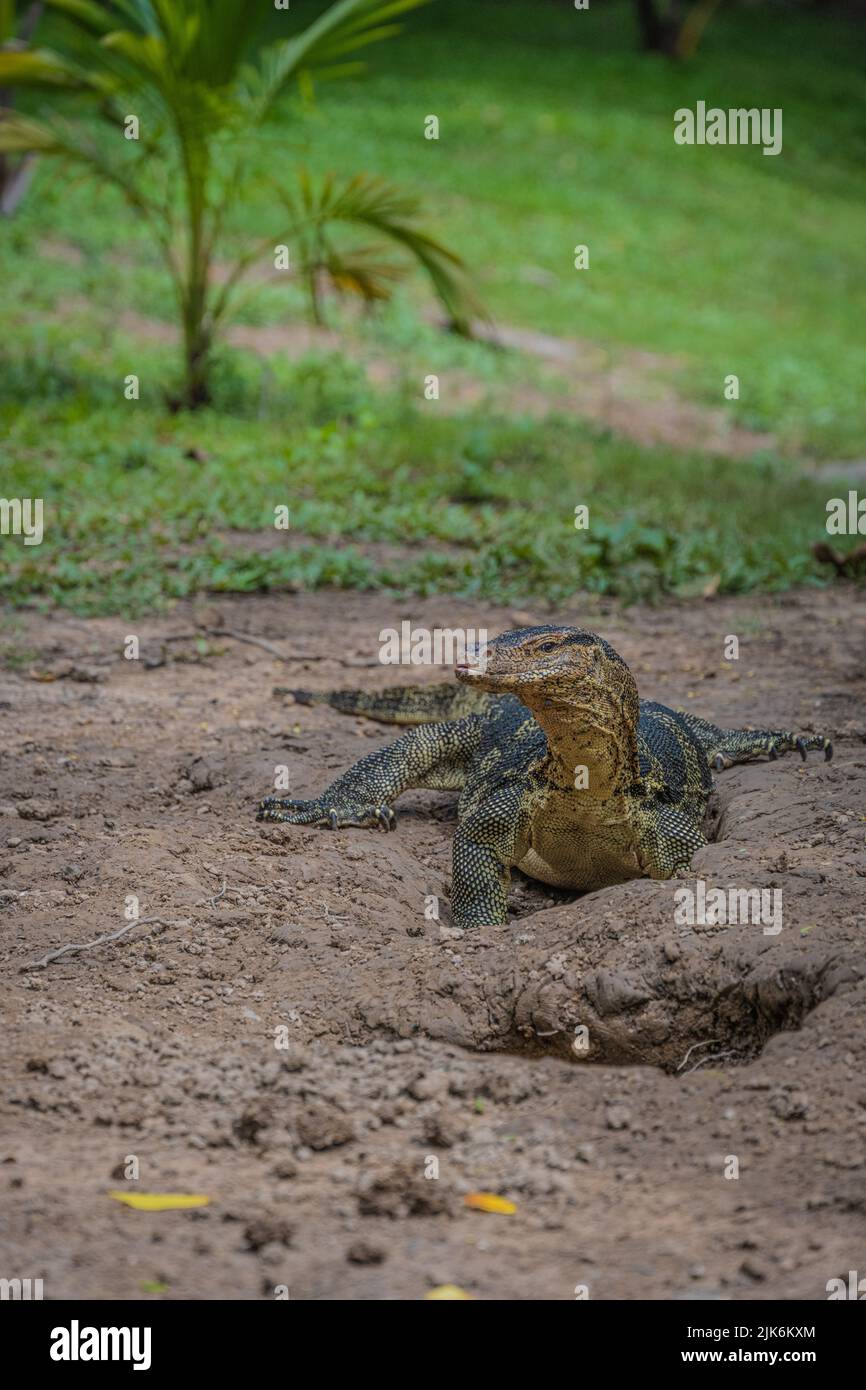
[257,626,832,929]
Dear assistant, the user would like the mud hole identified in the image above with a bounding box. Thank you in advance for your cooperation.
[1,587,865,1300]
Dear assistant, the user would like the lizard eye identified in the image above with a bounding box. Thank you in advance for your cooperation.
[539,641,557,653]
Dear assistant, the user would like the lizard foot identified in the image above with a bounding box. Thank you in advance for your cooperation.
[712,732,832,771]
[256,796,396,831]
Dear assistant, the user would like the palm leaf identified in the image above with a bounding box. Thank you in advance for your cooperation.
[250,0,431,120]
[41,0,119,34]
[319,242,406,301]
[0,47,112,91]
[0,108,169,247]
[0,111,61,153]
[278,171,483,332]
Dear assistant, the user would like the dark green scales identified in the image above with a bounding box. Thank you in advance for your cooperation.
[257,627,832,929]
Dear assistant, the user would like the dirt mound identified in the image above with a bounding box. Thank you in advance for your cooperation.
[1,586,864,1299]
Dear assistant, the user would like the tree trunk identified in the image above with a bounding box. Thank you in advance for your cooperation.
[0,4,44,217]
[0,152,35,216]
[633,0,682,55]
[176,196,213,410]
[177,328,213,411]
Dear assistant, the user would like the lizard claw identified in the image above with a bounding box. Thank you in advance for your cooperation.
[791,734,833,762]
[256,796,397,831]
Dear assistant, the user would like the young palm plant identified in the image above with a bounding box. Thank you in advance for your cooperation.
[0,0,479,407]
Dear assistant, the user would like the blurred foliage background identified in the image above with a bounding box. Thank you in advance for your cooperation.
[0,0,864,613]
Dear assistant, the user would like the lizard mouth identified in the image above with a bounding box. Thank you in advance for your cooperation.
[455,646,490,679]
[455,664,486,684]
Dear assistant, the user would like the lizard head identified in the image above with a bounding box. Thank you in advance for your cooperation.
[456,625,634,704]
[458,625,641,790]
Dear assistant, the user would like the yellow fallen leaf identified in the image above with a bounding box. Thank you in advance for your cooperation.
[463,1192,517,1215]
[425,1285,474,1300]
[109,1191,210,1211]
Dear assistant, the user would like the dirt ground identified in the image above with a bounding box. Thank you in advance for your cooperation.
[1,584,865,1301]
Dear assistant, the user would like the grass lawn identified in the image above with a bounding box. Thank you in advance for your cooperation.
[1,0,864,616]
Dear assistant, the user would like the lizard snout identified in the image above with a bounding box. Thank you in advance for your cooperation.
[455,639,490,679]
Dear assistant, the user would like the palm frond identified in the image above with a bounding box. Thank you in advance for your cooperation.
[41,0,119,35]
[0,47,113,91]
[0,108,169,248]
[0,110,57,153]
[249,0,431,121]
[319,240,406,301]
[278,170,483,332]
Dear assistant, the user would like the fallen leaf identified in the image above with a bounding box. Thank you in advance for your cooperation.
[463,1192,517,1215]
[109,1191,210,1211]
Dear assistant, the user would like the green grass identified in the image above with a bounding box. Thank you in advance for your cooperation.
[1,0,864,615]
[269,0,866,457]
[0,333,840,615]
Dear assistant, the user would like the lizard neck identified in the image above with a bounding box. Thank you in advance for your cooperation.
[522,686,640,800]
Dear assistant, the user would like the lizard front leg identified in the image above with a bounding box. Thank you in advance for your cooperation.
[257,717,480,830]
[451,785,526,928]
[634,804,707,880]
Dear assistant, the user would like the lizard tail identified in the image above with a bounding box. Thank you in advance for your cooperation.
[287,682,491,726]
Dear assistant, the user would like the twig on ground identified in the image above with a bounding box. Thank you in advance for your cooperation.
[676,1038,720,1073]
[163,628,329,663]
[195,878,227,909]
[208,628,290,659]
[213,629,376,666]
[160,627,376,667]
[319,899,350,924]
[681,1050,737,1076]
[24,916,188,971]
